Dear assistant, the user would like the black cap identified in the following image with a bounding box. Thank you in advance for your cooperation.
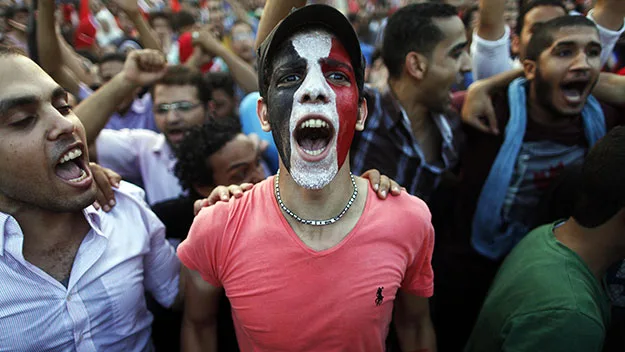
[257,4,365,98]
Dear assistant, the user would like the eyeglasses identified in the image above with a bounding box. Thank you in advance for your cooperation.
[155,101,201,114]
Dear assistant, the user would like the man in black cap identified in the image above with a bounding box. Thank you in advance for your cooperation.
[177,4,437,352]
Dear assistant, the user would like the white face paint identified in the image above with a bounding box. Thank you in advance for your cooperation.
[288,30,339,190]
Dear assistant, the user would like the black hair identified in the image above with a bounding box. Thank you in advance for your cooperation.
[525,15,597,61]
[260,25,366,100]
[148,11,172,27]
[152,65,213,104]
[172,10,196,32]
[205,71,235,98]
[382,2,458,79]
[174,118,242,191]
[99,52,127,65]
[572,127,625,228]
[516,0,566,36]
[462,5,479,30]
[77,50,100,64]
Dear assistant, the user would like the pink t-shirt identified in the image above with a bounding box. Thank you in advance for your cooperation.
[178,177,434,352]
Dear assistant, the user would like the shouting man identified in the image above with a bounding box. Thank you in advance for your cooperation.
[177,5,437,352]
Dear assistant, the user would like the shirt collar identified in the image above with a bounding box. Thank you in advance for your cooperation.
[152,133,172,155]
[0,206,107,256]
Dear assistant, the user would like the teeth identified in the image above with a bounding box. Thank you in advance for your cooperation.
[300,119,328,129]
[303,148,324,156]
[59,148,83,164]
[68,169,88,183]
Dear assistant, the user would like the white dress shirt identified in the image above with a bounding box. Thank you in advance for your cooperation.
[0,182,180,352]
[96,130,184,205]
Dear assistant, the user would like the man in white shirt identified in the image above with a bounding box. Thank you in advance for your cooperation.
[0,46,180,351]
[472,0,625,80]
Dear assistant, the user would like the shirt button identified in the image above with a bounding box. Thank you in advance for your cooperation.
[66,294,71,302]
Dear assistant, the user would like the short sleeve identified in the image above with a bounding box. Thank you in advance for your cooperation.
[501,310,605,352]
[177,202,231,287]
[400,199,435,298]
[587,10,625,67]
[470,26,514,81]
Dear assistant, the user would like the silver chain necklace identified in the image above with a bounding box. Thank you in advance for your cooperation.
[274,170,358,226]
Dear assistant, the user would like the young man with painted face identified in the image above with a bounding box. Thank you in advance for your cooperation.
[177,5,437,352]
[465,126,625,352]
[435,15,625,351]
[0,46,181,351]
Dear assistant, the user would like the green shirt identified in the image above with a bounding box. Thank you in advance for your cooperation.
[465,223,611,352]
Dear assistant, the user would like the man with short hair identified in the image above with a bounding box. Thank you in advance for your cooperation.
[351,2,470,202]
[178,5,437,352]
[472,0,625,80]
[0,45,180,351]
[229,21,256,67]
[437,15,625,350]
[465,125,625,352]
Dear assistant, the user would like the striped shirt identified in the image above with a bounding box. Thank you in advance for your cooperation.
[351,86,462,201]
[0,182,180,352]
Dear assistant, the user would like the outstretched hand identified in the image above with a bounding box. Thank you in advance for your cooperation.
[122,49,168,87]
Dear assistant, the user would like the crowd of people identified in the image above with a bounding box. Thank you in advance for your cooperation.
[0,0,624,351]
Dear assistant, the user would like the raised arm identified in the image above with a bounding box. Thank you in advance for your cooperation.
[476,0,506,41]
[224,0,255,27]
[181,268,222,352]
[73,49,167,143]
[588,0,625,66]
[113,0,163,52]
[594,73,625,106]
[254,0,306,50]
[394,292,437,352]
[192,29,258,93]
[37,0,81,95]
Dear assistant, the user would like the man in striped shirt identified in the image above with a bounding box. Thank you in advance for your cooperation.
[0,46,180,351]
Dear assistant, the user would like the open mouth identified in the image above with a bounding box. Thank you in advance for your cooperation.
[560,80,589,105]
[55,148,89,184]
[166,128,186,144]
[294,117,334,158]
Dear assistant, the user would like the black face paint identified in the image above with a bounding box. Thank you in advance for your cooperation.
[265,41,304,171]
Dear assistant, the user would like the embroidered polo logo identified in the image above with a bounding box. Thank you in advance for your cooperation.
[375,287,384,306]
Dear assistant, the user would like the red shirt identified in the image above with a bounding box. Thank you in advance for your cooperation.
[178,177,435,352]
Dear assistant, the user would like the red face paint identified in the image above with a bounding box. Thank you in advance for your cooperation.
[321,38,359,169]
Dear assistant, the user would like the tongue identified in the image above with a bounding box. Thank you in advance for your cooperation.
[300,137,328,151]
[563,89,582,103]
[55,161,83,181]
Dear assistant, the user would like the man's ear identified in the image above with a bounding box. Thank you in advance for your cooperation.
[256,97,272,132]
[523,59,537,81]
[511,34,520,56]
[405,51,428,81]
[355,98,368,131]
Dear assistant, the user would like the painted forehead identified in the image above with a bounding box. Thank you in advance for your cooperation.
[271,30,354,73]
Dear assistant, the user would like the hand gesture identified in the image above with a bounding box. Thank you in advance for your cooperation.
[193,183,254,215]
[113,0,139,15]
[89,162,122,212]
[461,82,499,135]
[191,27,224,57]
[122,49,168,87]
